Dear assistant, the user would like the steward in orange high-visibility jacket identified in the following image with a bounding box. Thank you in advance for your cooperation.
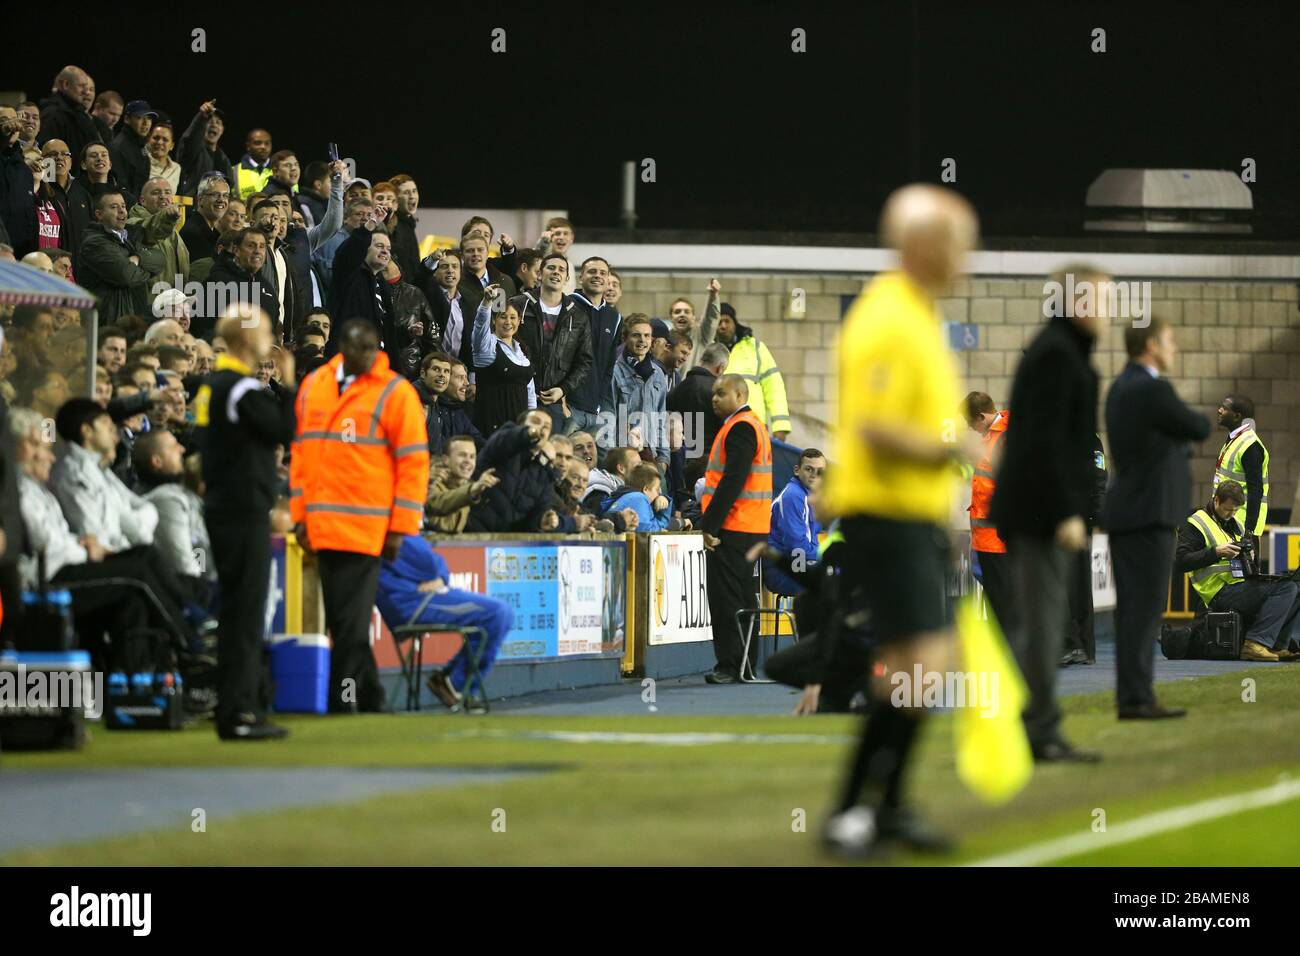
[698,374,773,684]
[290,351,430,555]
[290,320,429,713]
[970,410,1009,555]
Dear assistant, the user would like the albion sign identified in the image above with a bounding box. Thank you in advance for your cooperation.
[648,535,712,645]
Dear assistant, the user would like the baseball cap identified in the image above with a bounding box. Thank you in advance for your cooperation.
[649,318,671,341]
[124,100,158,118]
[344,177,372,191]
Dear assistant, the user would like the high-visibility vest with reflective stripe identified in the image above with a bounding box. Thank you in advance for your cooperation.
[289,351,430,556]
[1185,508,1244,605]
[1214,429,1269,535]
[722,335,791,434]
[237,162,272,201]
[969,411,1009,554]
[699,407,773,534]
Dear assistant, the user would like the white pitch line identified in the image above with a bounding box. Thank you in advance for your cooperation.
[442,729,855,746]
[968,776,1300,867]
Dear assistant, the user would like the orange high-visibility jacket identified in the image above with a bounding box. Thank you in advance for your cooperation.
[700,407,773,534]
[290,352,430,556]
[970,410,1010,554]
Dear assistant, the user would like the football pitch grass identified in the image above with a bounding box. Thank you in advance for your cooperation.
[3,669,1298,866]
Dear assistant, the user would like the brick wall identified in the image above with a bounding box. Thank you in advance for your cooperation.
[618,273,1300,512]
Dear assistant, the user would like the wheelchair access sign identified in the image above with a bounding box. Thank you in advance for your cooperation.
[945,322,979,351]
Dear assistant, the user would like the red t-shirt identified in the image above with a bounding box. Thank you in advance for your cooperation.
[35,198,62,250]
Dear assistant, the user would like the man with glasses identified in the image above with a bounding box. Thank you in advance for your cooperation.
[182,172,231,262]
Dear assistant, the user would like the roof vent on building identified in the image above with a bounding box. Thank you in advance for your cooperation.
[1085,169,1252,234]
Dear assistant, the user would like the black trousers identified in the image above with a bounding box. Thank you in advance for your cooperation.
[706,530,766,675]
[975,550,1018,639]
[764,636,872,711]
[1063,545,1096,660]
[1110,527,1173,711]
[1006,535,1070,748]
[207,509,272,725]
[54,546,189,654]
[317,549,385,710]
[1210,578,1300,652]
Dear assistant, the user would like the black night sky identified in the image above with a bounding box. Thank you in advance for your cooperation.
[7,0,1298,238]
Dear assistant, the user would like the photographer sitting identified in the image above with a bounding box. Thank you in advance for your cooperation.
[1176,480,1300,661]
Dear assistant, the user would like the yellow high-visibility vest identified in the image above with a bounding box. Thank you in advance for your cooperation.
[1214,429,1269,535]
[1185,508,1245,605]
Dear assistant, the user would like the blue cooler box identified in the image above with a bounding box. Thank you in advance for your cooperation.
[270,634,330,714]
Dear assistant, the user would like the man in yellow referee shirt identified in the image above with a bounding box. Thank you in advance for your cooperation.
[822,184,980,859]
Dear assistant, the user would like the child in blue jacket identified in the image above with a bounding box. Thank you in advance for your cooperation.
[376,534,512,711]
[605,463,689,532]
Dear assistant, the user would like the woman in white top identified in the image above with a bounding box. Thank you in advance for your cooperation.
[471,283,536,436]
[144,120,181,193]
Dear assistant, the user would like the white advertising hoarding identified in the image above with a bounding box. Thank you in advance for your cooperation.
[648,535,713,646]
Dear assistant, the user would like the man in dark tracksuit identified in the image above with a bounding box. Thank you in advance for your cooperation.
[194,309,295,740]
[1062,433,1108,665]
[564,257,621,454]
[510,260,594,436]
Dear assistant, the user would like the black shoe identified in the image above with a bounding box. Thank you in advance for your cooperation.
[1032,740,1102,763]
[426,670,463,710]
[217,715,289,741]
[1118,704,1187,720]
[876,806,955,854]
[704,668,739,685]
[1059,649,1089,667]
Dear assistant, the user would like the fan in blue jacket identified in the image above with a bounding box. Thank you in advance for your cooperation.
[765,461,824,596]
[376,534,512,710]
[606,463,684,532]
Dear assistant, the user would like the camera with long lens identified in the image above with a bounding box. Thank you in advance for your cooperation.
[1236,535,1258,577]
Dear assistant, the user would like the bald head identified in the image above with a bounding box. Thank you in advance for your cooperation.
[21,251,53,273]
[711,373,750,419]
[880,184,978,293]
[217,306,274,365]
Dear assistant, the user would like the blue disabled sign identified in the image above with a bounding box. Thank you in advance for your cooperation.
[947,322,978,351]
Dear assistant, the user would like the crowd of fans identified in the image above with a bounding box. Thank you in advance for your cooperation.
[0,63,803,676]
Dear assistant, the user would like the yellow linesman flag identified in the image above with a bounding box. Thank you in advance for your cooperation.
[953,595,1033,804]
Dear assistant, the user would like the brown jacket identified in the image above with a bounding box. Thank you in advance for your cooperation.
[426,476,482,533]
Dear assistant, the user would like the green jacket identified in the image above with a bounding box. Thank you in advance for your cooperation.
[78,223,163,326]
[127,203,190,291]
[723,324,791,434]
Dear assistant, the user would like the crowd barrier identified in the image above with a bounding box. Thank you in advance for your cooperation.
[265,523,1298,704]
[270,530,810,703]
[267,529,1139,706]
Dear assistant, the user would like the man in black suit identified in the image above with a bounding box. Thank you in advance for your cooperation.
[990,265,1108,763]
[1104,317,1211,718]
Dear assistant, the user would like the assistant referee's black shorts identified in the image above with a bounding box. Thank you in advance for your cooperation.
[838,515,953,643]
